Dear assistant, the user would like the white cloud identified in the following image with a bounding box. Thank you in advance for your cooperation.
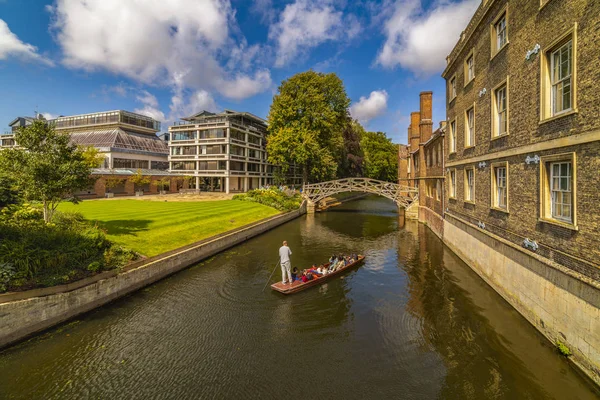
[41,112,59,120]
[48,0,271,101]
[216,70,272,100]
[376,0,479,75]
[168,89,218,123]
[0,19,53,65]
[134,90,166,122]
[350,90,388,122]
[251,0,276,24]
[269,0,360,67]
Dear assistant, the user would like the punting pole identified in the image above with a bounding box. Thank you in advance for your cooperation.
[262,260,281,292]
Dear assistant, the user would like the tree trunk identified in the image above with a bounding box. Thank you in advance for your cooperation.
[302,163,309,185]
[43,201,50,224]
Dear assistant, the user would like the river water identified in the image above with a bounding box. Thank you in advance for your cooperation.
[0,196,598,399]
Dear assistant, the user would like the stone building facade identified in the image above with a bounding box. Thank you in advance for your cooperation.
[442,0,599,281]
[398,92,445,238]
[441,0,600,384]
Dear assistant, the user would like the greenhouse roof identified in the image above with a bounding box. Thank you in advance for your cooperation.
[70,128,168,155]
[91,168,175,176]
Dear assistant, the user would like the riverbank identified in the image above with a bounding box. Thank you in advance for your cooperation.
[0,201,306,349]
[58,199,280,256]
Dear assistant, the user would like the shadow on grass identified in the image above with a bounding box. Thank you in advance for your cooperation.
[94,219,153,236]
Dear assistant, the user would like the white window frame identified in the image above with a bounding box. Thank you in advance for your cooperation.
[491,78,509,138]
[465,105,475,147]
[550,161,572,222]
[449,119,456,153]
[490,6,509,58]
[496,15,507,50]
[491,162,508,212]
[449,75,457,102]
[449,169,457,199]
[539,152,577,230]
[465,168,475,203]
[541,25,578,122]
[551,40,573,116]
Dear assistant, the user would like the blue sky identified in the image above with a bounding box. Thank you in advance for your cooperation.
[0,0,478,144]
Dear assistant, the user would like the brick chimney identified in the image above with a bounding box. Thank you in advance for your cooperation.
[409,112,421,153]
[419,91,433,143]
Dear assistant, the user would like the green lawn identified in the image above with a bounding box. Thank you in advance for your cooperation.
[58,200,280,257]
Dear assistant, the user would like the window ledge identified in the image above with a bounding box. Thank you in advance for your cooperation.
[464,78,475,88]
[464,145,476,149]
[539,109,578,125]
[449,196,457,200]
[490,133,509,141]
[449,96,457,105]
[490,42,509,61]
[538,217,578,231]
[464,200,476,205]
[449,151,457,155]
[491,206,509,214]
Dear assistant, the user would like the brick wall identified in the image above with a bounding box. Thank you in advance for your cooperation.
[443,0,600,271]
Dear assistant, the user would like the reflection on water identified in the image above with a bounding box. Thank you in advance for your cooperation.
[0,196,597,399]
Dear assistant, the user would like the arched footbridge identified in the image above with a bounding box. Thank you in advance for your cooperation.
[302,178,418,209]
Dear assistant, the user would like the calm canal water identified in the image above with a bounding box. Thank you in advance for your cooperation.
[0,196,598,399]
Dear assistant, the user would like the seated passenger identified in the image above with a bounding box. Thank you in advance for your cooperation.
[291,267,300,281]
[301,271,309,282]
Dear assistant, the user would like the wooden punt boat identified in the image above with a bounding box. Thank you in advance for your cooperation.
[271,255,365,295]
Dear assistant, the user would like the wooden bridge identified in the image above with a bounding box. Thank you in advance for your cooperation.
[302,178,418,210]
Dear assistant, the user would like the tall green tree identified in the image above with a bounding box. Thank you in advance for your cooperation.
[361,131,399,182]
[267,70,350,184]
[0,174,19,208]
[339,119,365,178]
[0,120,101,223]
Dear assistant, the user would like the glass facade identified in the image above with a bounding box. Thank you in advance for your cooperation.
[199,161,226,170]
[113,158,149,169]
[151,161,170,170]
[230,145,245,156]
[230,129,245,141]
[199,128,226,139]
[172,161,196,170]
[172,131,196,141]
[201,145,226,155]
[53,111,160,132]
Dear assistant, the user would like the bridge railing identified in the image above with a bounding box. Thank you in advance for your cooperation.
[302,178,418,208]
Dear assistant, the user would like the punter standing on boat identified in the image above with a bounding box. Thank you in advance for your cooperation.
[279,241,293,284]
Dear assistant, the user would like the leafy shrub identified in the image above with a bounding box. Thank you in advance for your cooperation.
[0,174,19,208]
[233,187,302,212]
[0,262,15,292]
[0,208,139,293]
[556,340,572,357]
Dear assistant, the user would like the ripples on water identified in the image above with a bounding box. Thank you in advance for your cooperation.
[0,196,598,399]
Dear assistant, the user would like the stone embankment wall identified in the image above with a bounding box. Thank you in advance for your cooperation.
[418,206,444,240]
[0,202,306,349]
[443,214,600,386]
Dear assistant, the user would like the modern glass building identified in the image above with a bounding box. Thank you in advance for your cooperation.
[3,111,173,197]
[169,110,301,193]
[3,111,169,171]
